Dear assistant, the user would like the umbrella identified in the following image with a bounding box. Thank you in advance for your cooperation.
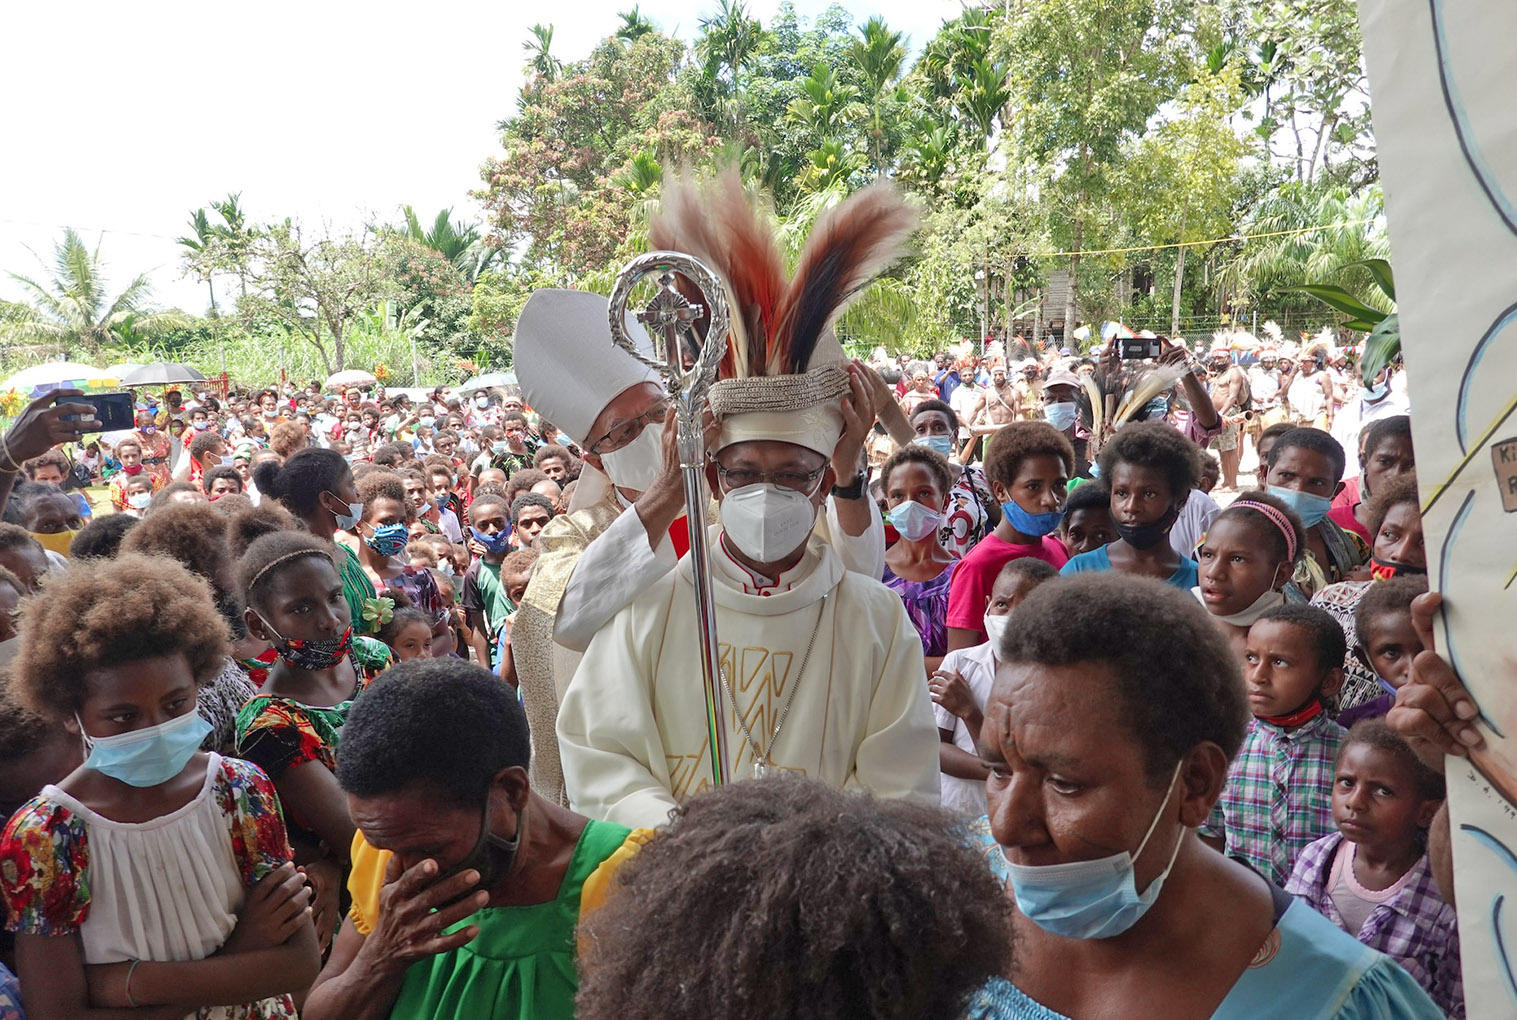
[0,362,116,398]
[325,369,378,389]
[458,371,517,393]
[105,362,142,378]
[120,362,207,388]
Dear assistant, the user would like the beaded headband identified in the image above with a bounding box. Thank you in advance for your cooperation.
[1230,501,1298,562]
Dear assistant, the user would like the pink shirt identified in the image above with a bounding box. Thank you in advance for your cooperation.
[945,532,1068,638]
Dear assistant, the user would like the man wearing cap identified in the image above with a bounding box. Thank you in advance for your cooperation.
[512,289,886,804]
[556,356,939,828]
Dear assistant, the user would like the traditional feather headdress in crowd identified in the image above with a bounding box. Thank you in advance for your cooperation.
[648,170,917,456]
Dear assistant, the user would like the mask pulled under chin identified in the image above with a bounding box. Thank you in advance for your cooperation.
[721,482,818,563]
[1114,505,1180,550]
[599,422,664,492]
[1191,585,1284,627]
[1004,759,1187,940]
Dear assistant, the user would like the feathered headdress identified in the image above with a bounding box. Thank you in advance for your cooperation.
[648,169,917,380]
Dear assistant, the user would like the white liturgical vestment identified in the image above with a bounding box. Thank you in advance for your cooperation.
[557,533,940,828]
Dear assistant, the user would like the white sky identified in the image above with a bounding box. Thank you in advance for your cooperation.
[0,0,957,317]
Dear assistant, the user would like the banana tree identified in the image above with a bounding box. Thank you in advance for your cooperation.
[1290,258,1400,379]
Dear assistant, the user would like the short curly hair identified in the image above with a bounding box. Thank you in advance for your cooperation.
[1354,574,1427,643]
[1097,420,1203,503]
[121,502,232,589]
[1255,603,1348,678]
[983,420,1075,490]
[226,502,299,558]
[357,470,411,522]
[1267,427,1347,483]
[1059,480,1110,527]
[268,420,307,459]
[879,445,953,498]
[237,530,336,610]
[575,778,1011,1020]
[69,513,139,560]
[11,553,230,719]
[999,573,1247,775]
[337,658,531,808]
[201,464,243,496]
[1365,474,1420,539]
[910,397,959,434]
[1341,718,1445,802]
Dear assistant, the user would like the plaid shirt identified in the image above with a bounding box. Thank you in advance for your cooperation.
[1286,832,1464,1018]
[1200,712,1344,886]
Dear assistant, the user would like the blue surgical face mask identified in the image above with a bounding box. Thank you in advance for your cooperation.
[472,525,512,555]
[1362,381,1389,403]
[1002,499,1063,538]
[491,441,510,455]
[1044,401,1078,431]
[914,434,956,459]
[324,492,363,531]
[1266,485,1332,529]
[420,416,436,429]
[885,500,944,542]
[365,522,410,557]
[76,710,212,788]
[1003,760,1186,940]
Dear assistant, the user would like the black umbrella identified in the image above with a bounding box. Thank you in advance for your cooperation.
[120,362,208,387]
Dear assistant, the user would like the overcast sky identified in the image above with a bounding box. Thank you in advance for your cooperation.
[0,0,957,316]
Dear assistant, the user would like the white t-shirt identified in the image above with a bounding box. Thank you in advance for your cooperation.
[933,641,998,816]
[1170,487,1221,559]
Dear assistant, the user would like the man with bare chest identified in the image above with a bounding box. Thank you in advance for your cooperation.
[971,362,1022,445]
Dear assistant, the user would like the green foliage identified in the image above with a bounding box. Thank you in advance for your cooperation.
[3,229,190,355]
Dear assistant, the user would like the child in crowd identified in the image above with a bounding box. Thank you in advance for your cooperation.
[1061,421,1202,589]
[493,547,539,684]
[1056,481,1115,558]
[0,525,48,593]
[1198,451,1221,494]
[931,558,1058,815]
[1201,603,1346,885]
[1337,575,1428,727]
[945,422,1073,650]
[1193,491,1307,661]
[426,566,466,657]
[0,554,319,1018]
[461,492,514,665]
[119,472,156,516]
[1286,720,1462,1017]
[376,605,435,663]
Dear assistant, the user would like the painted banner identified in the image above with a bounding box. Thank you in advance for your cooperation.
[1360,1,1517,1015]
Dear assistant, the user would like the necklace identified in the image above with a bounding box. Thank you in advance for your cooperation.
[719,591,830,779]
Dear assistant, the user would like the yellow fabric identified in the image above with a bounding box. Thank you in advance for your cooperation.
[345,825,656,936]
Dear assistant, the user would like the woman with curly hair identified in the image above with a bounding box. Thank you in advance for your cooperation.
[343,470,445,633]
[575,776,1010,1020]
[0,554,319,1019]
[879,443,958,671]
[119,502,259,756]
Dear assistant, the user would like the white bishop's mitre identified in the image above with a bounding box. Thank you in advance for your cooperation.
[513,288,659,446]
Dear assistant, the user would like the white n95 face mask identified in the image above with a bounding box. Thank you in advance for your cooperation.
[721,483,819,563]
[982,611,1011,651]
[600,421,664,492]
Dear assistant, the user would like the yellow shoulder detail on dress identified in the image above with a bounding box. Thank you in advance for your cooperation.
[578,827,657,921]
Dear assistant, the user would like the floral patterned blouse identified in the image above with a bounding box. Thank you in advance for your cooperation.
[0,755,297,1019]
[939,465,993,560]
[883,561,957,658]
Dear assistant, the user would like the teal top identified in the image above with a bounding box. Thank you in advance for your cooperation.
[1059,544,1198,590]
[961,817,1443,1020]
[388,819,632,1020]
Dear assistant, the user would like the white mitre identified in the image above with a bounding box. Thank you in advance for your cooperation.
[513,288,659,446]
[708,330,850,458]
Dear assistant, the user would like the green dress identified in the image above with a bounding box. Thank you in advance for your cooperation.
[389,819,631,1020]
[337,543,378,634]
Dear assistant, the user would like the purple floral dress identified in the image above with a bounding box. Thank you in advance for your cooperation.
[883,561,957,658]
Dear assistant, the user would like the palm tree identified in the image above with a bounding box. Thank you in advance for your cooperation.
[786,65,864,140]
[524,24,561,81]
[399,206,498,282]
[958,57,1012,152]
[4,228,189,352]
[851,16,906,172]
[210,192,257,298]
[177,208,220,314]
[616,7,655,43]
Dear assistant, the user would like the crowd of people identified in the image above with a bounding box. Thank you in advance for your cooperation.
[0,178,1481,1020]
